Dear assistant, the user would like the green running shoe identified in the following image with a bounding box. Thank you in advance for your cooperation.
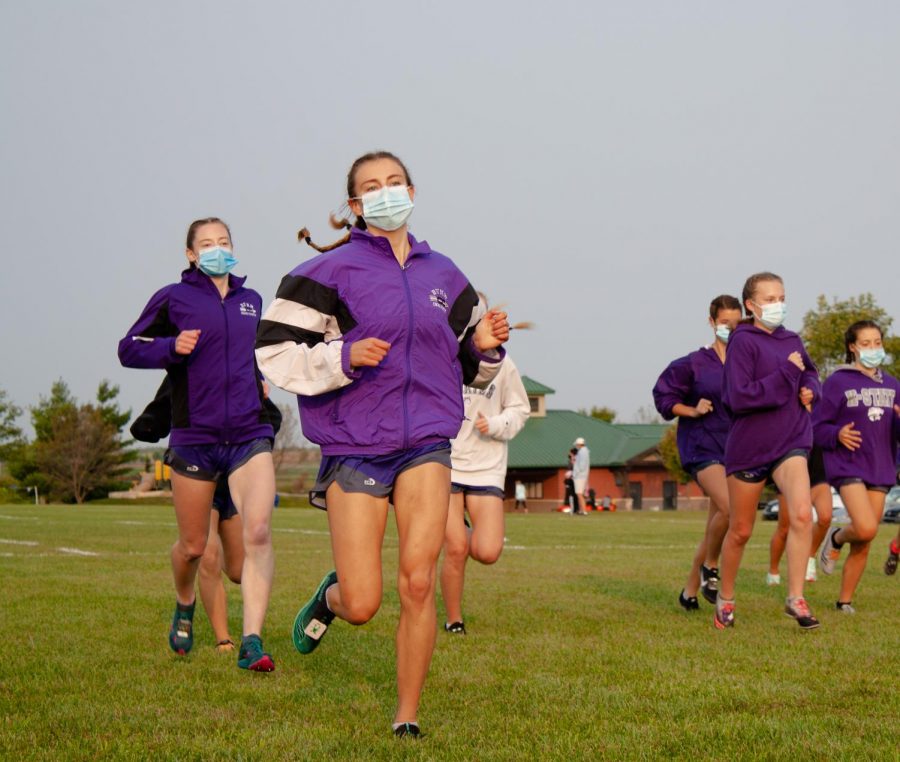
[169,600,195,655]
[292,570,337,654]
[237,634,274,672]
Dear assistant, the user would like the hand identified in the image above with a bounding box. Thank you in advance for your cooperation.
[474,412,490,434]
[262,381,270,399]
[838,422,862,451]
[787,351,805,371]
[694,398,713,417]
[349,337,391,368]
[799,387,814,407]
[175,329,201,355]
[473,309,510,352]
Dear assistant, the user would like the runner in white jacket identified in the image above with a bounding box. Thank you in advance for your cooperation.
[440,355,530,634]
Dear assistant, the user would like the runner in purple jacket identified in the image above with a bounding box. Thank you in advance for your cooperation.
[653,294,742,611]
[118,217,277,671]
[255,151,508,738]
[814,321,900,611]
[716,272,822,630]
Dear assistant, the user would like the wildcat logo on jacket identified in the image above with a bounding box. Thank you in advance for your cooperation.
[239,302,258,318]
[429,288,449,312]
[868,407,884,422]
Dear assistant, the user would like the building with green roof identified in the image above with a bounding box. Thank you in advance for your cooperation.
[506,377,703,511]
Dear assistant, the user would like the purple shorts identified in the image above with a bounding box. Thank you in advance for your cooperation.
[450,483,505,499]
[164,437,272,483]
[310,441,451,510]
[831,477,891,494]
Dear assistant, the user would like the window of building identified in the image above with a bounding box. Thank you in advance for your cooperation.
[525,481,543,499]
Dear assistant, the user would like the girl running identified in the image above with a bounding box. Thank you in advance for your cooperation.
[814,321,900,611]
[255,151,509,738]
[118,218,277,670]
[653,294,742,610]
[440,340,529,635]
[716,272,821,630]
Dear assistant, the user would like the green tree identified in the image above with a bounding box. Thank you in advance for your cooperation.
[34,405,122,504]
[801,294,899,378]
[0,388,23,460]
[577,406,617,423]
[659,424,690,485]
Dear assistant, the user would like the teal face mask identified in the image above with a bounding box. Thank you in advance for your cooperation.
[360,185,414,231]
[197,247,238,277]
[857,347,886,368]
[715,325,731,344]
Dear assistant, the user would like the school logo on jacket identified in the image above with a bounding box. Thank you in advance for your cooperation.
[868,406,884,422]
[429,288,449,312]
[239,302,258,317]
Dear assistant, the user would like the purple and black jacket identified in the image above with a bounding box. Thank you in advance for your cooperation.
[722,323,820,474]
[812,366,900,487]
[255,228,503,456]
[118,267,273,446]
[653,346,730,469]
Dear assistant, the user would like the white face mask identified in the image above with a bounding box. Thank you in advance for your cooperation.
[359,185,414,231]
[752,300,786,329]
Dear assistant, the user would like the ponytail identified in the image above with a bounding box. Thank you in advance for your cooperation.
[297,214,356,253]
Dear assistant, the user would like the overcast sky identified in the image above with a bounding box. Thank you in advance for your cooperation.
[2,2,898,437]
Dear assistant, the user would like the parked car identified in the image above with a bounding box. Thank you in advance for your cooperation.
[761,489,847,524]
[882,486,900,523]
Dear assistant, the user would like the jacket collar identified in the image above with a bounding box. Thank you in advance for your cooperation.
[349,226,432,261]
[181,266,247,291]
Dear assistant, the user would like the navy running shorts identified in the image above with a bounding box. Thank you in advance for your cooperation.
[165,437,273,483]
[450,483,505,499]
[732,448,809,484]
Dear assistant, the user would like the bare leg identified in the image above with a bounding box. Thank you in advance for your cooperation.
[170,473,216,605]
[198,510,231,644]
[836,486,885,603]
[719,477,765,601]
[698,465,730,567]
[809,483,833,558]
[769,495,789,575]
[772,456,812,601]
[228,452,276,638]
[393,462,451,725]
[466,494,505,564]
[440,491,468,625]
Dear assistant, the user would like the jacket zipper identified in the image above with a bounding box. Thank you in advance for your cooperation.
[400,261,414,450]
[222,298,231,443]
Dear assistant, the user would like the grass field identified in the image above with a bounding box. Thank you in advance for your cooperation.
[1,504,898,761]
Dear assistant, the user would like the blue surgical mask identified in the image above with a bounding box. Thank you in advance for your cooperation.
[360,185,414,231]
[857,347,886,368]
[752,301,786,329]
[715,325,731,344]
[197,246,238,277]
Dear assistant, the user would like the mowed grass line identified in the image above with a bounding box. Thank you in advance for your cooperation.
[0,505,898,761]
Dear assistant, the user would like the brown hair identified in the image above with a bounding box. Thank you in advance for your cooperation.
[298,151,413,253]
[709,294,741,321]
[186,217,231,251]
[740,272,783,323]
[844,320,882,364]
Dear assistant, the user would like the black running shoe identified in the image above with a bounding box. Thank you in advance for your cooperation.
[678,590,699,611]
[885,544,899,576]
[394,722,421,739]
[444,621,466,634]
[700,566,719,605]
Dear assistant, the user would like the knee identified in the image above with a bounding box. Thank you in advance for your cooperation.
[729,524,753,547]
[816,512,832,530]
[224,565,242,585]
[470,542,503,565]
[399,567,435,608]
[177,537,207,562]
[341,588,380,625]
[198,547,220,577]
[443,535,469,564]
[855,523,878,544]
[788,502,813,529]
[242,522,271,549]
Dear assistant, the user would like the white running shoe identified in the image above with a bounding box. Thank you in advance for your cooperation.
[820,527,842,576]
[766,572,781,586]
[805,557,817,582]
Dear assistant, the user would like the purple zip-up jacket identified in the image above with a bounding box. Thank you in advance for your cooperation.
[118,267,273,446]
[255,228,504,456]
[723,323,820,474]
[812,367,900,487]
[653,346,730,469]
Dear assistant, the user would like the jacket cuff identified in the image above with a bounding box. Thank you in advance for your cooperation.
[468,338,506,365]
[341,341,362,380]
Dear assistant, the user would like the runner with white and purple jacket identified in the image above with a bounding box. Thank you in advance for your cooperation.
[255,151,508,738]
[813,320,900,611]
[653,294,742,611]
[118,217,277,672]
